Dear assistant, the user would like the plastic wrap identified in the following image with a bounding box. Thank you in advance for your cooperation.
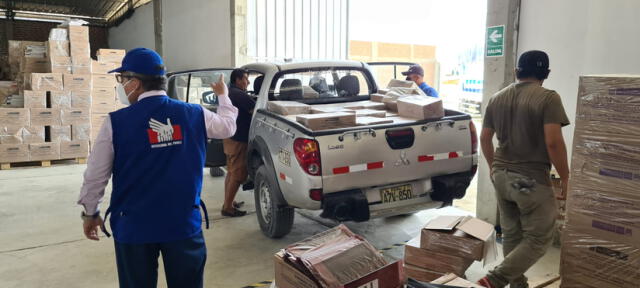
[267,101,311,115]
[48,29,68,41]
[420,228,485,261]
[51,91,72,109]
[30,108,61,126]
[49,125,72,142]
[21,126,45,143]
[283,224,389,288]
[0,126,22,144]
[561,75,640,288]
[404,237,473,276]
[71,124,91,141]
[47,40,70,57]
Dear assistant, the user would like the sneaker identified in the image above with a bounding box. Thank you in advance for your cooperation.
[477,277,495,288]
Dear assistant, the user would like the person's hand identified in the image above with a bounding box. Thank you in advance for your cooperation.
[211,74,228,97]
[83,216,105,241]
[556,179,568,200]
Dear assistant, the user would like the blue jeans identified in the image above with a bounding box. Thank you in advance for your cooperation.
[114,232,207,288]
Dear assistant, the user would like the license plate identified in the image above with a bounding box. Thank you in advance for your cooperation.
[380,184,413,204]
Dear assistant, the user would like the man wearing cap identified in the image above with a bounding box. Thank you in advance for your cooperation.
[402,64,439,97]
[77,48,238,287]
[477,50,570,288]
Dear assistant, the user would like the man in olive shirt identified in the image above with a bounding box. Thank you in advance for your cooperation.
[477,51,570,288]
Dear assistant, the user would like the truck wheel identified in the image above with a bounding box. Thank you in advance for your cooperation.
[254,165,294,238]
[209,167,225,177]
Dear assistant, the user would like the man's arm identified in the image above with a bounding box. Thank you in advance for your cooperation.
[77,117,114,240]
[544,123,569,199]
[419,82,439,97]
[205,75,238,139]
[480,128,495,171]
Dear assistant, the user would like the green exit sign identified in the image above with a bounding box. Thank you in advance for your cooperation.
[486,25,505,57]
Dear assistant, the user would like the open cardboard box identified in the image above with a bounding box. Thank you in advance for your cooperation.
[421,215,497,263]
[274,251,404,288]
[430,273,483,288]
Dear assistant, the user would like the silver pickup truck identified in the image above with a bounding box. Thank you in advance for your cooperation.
[167,61,478,238]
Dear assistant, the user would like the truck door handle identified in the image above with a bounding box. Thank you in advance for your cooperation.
[257,117,295,139]
[421,120,455,132]
[338,128,376,142]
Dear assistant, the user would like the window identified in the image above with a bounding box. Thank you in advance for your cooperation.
[269,68,371,103]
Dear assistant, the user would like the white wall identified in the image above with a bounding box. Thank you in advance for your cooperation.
[518,0,640,155]
[108,0,232,72]
[162,0,232,71]
[108,2,155,53]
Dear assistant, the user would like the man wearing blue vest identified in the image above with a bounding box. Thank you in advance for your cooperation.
[401,64,439,97]
[77,48,238,288]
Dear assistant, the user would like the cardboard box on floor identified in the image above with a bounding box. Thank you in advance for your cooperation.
[296,112,357,130]
[404,264,446,283]
[430,273,483,287]
[404,236,474,276]
[274,252,405,288]
[421,215,488,261]
[0,143,29,163]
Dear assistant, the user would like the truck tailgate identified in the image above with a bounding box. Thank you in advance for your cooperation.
[318,118,474,193]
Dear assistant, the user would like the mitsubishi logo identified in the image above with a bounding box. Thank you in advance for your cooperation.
[395,151,410,166]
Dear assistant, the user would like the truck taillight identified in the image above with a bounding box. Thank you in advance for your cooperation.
[294,138,322,176]
[470,120,478,154]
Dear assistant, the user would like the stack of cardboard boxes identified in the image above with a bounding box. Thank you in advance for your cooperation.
[560,75,640,288]
[404,215,495,282]
[90,49,124,142]
[0,23,125,165]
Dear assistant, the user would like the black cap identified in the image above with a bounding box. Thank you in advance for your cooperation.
[401,65,424,77]
[517,50,549,71]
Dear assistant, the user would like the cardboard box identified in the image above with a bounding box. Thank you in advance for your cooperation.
[371,93,387,102]
[0,144,29,163]
[71,90,92,108]
[23,90,47,108]
[49,125,72,142]
[404,236,474,276]
[30,108,62,126]
[48,28,68,41]
[397,96,444,120]
[310,105,351,114]
[29,142,60,161]
[296,112,357,130]
[51,91,72,109]
[353,109,387,117]
[60,140,89,159]
[22,126,45,144]
[430,273,483,287]
[96,49,126,64]
[274,252,404,288]
[24,45,46,58]
[344,101,386,110]
[356,116,394,126]
[49,56,72,74]
[387,79,414,88]
[404,264,446,283]
[61,108,90,125]
[91,61,117,74]
[421,217,486,261]
[378,88,390,94]
[561,226,640,288]
[91,114,109,128]
[0,126,23,144]
[71,124,91,141]
[71,64,92,75]
[21,57,50,73]
[68,25,89,42]
[26,73,63,91]
[268,101,311,115]
[0,108,30,126]
[91,101,116,114]
[91,74,116,88]
[46,40,70,57]
[63,74,92,91]
[92,87,115,99]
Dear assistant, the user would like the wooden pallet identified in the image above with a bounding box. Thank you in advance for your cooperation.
[0,157,87,170]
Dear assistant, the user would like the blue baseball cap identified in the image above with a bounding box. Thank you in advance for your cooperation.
[109,47,166,76]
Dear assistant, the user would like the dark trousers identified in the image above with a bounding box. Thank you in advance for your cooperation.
[114,232,207,288]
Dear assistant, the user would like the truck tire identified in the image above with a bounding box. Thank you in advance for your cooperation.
[209,167,225,177]
[254,165,294,238]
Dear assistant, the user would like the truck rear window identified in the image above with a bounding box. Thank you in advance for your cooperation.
[269,68,372,104]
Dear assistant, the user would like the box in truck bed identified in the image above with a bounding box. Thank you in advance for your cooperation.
[268,101,311,115]
[397,96,444,120]
[296,112,356,130]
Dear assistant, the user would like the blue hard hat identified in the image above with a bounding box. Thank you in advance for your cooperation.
[109,47,166,76]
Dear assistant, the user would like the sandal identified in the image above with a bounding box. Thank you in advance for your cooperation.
[221,207,247,217]
[233,201,245,209]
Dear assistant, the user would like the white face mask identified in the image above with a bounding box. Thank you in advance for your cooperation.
[116,80,134,106]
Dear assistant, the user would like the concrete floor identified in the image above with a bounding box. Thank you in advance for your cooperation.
[0,164,560,288]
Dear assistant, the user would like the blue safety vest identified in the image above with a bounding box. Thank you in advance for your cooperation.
[107,95,208,244]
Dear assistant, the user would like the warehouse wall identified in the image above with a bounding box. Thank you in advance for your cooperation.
[108,0,232,72]
[108,2,155,53]
[518,0,640,154]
